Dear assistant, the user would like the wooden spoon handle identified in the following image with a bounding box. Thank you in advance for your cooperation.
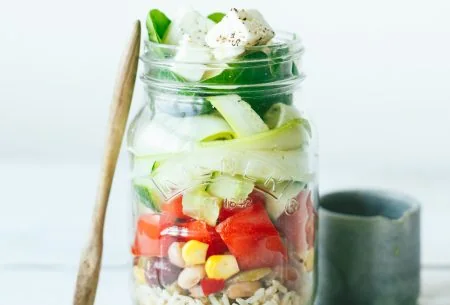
[73,20,141,305]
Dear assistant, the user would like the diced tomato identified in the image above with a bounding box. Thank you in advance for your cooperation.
[162,220,228,257]
[181,220,213,243]
[201,279,225,296]
[276,191,315,254]
[159,211,177,229]
[162,195,189,220]
[218,207,242,223]
[216,202,287,270]
[235,235,287,270]
[207,231,228,257]
[136,214,161,239]
[218,190,265,222]
[217,203,278,237]
[132,214,176,257]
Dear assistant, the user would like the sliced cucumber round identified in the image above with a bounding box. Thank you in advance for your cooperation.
[263,103,301,129]
[168,113,235,142]
[207,95,269,137]
[131,113,235,156]
[198,118,310,151]
[207,174,254,202]
[259,181,306,220]
[132,153,175,178]
[152,148,313,186]
[182,188,222,226]
[130,121,188,156]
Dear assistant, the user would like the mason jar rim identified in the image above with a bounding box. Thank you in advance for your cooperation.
[141,30,304,66]
[142,76,305,98]
[140,30,305,93]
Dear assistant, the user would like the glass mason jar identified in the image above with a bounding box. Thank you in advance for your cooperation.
[128,31,318,305]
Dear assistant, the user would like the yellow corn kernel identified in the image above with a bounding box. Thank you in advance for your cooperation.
[182,240,209,266]
[133,265,146,285]
[304,248,315,272]
[205,255,240,280]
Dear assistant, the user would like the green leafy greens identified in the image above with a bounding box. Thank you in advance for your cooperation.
[143,9,301,117]
[199,50,298,114]
[208,12,226,23]
[202,51,295,85]
[146,9,171,42]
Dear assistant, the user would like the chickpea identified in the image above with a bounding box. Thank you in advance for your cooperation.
[168,242,186,268]
[177,265,206,290]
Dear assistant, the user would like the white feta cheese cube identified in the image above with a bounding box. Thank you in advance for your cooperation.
[163,8,215,46]
[205,8,275,50]
[171,36,213,82]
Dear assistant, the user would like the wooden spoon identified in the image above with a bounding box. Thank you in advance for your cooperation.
[73,20,141,305]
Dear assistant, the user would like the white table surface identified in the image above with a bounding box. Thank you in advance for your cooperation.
[1,161,449,303]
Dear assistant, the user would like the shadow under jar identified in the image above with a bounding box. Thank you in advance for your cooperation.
[127,32,318,305]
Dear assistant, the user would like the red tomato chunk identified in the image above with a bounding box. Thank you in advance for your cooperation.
[162,195,189,220]
[218,190,265,222]
[132,214,176,257]
[216,202,287,270]
[161,220,228,257]
[201,278,225,295]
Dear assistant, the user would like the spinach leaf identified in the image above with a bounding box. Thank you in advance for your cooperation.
[269,45,293,77]
[199,50,297,116]
[292,63,299,76]
[202,52,267,84]
[208,12,226,23]
[238,88,294,116]
[202,51,293,85]
[143,10,298,118]
[146,9,171,42]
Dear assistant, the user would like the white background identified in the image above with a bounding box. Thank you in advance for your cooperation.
[1,0,450,303]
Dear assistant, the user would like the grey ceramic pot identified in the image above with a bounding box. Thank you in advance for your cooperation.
[316,190,421,305]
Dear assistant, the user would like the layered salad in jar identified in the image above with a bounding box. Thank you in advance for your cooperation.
[128,7,317,305]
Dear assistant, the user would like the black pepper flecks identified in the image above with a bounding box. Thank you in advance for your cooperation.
[206,9,274,48]
[232,39,241,47]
